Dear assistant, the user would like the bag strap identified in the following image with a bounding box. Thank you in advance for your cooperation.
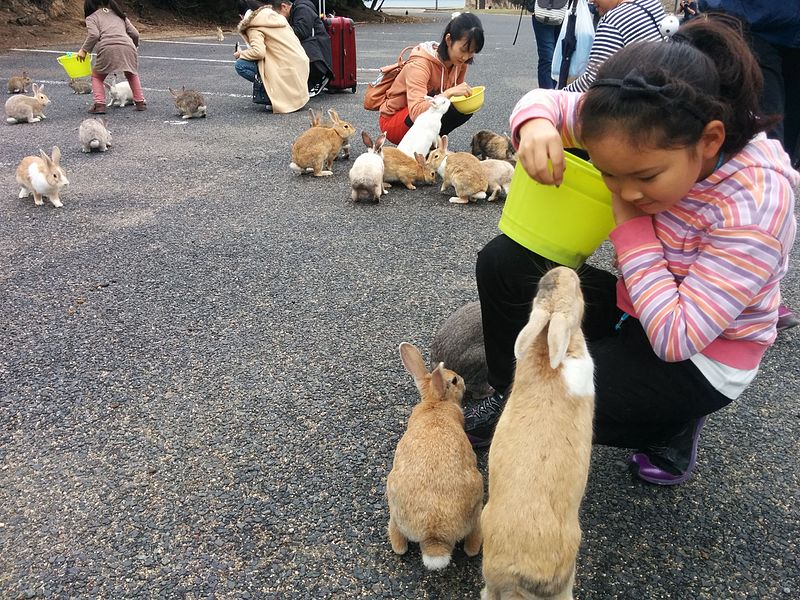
[625,0,661,34]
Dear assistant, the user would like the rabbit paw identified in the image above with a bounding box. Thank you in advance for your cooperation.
[314,170,334,177]
[50,198,64,208]
[449,196,469,204]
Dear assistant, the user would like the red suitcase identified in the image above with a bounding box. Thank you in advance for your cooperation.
[323,16,357,93]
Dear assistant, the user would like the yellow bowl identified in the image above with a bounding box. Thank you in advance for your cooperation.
[450,85,485,114]
[498,153,614,268]
[57,53,92,79]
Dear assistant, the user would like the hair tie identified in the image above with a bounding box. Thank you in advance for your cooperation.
[591,71,708,124]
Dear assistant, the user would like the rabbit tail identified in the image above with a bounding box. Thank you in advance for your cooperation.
[420,538,452,571]
[90,139,101,149]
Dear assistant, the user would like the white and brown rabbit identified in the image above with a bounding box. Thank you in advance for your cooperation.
[105,76,133,107]
[471,130,517,162]
[15,146,69,208]
[479,158,515,202]
[382,148,436,190]
[5,83,50,124]
[216,26,225,42]
[349,130,387,202]
[386,343,483,571]
[430,301,491,402]
[170,86,207,119]
[397,95,450,158]
[309,108,350,160]
[427,136,488,204]
[69,78,93,95]
[7,71,32,94]
[481,266,595,600]
[79,117,112,153]
[290,109,356,176]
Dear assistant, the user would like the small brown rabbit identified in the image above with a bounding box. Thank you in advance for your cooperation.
[68,78,93,94]
[382,147,436,190]
[479,158,515,202]
[5,83,50,124]
[387,343,483,571]
[309,108,350,160]
[442,152,489,204]
[15,146,69,208]
[289,109,356,176]
[216,26,225,42]
[481,266,594,600]
[471,130,517,161]
[169,87,207,119]
[8,71,32,94]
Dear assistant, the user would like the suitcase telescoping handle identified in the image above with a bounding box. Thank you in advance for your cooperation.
[318,0,326,17]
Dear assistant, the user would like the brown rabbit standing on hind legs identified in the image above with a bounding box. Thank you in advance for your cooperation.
[386,343,483,570]
[481,266,595,600]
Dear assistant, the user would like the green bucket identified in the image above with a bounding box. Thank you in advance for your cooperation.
[498,153,615,269]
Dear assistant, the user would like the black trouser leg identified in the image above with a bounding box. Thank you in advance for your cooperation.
[475,234,733,449]
[439,104,472,136]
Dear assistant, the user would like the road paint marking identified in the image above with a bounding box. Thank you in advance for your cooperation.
[10,48,235,64]
[142,39,231,47]
[10,48,380,71]
[31,79,253,99]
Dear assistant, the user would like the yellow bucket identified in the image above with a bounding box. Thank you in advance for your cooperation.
[57,53,92,79]
[498,153,614,269]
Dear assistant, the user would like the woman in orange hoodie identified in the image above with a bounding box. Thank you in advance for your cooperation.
[379,13,485,145]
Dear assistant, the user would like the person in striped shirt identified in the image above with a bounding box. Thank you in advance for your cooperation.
[563,0,665,92]
[465,16,798,486]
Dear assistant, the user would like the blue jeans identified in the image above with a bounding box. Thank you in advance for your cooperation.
[235,58,269,105]
[235,58,258,82]
[531,16,561,90]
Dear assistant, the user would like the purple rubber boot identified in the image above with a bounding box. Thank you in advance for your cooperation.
[777,304,799,332]
[628,416,708,486]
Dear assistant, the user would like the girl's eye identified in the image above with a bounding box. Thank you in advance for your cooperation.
[638,174,657,182]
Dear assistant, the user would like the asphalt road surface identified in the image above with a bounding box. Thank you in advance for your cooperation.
[1,11,798,600]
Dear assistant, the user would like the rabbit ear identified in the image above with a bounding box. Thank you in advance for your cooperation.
[440,135,448,152]
[399,342,429,385]
[361,130,373,148]
[430,363,446,398]
[328,109,340,123]
[32,83,39,94]
[51,146,61,165]
[169,87,178,97]
[514,304,550,360]
[105,82,112,91]
[547,313,571,369]
[374,132,386,152]
[39,148,51,164]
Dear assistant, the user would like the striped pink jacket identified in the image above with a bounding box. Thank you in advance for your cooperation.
[510,89,798,369]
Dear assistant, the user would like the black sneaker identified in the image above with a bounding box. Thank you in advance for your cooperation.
[464,391,506,448]
[308,76,329,98]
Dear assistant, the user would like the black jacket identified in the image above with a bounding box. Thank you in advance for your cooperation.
[289,0,333,76]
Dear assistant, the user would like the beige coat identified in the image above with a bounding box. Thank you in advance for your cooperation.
[238,7,310,114]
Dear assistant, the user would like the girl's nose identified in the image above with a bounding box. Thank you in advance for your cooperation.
[619,182,644,202]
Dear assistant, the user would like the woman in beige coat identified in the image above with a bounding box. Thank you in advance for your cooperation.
[234,1,309,113]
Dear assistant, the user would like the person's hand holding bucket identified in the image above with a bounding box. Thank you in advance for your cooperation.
[76,49,88,62]
[516,118,566,187]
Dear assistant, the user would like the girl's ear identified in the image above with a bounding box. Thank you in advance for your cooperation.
[699,119,726,160]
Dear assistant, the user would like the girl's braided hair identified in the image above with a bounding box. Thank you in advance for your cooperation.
[578,14,778,156]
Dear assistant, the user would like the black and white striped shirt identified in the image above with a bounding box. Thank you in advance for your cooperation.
[564,0,666,92]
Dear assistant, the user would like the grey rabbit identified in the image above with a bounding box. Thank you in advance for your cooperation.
[69,78,93,94]
[430,301,492,402]
[471,130,517,162]
[169,86,207,119]
[79,117,112,153]
[8,71,32,94]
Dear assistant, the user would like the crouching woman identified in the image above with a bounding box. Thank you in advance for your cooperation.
[378,12,485,145]
[234,0,310,113]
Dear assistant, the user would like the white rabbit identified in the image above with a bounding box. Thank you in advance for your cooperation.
[349,130,387,202]
[481,266,595,600]
[397,95,450,158]
[15,146,69,208]
[105,76,133,107]
[79,117,112,153]
[479,158,515,202]
[5,83,50,124]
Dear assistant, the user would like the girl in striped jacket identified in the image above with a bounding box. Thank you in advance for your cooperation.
[465,16,798,485]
